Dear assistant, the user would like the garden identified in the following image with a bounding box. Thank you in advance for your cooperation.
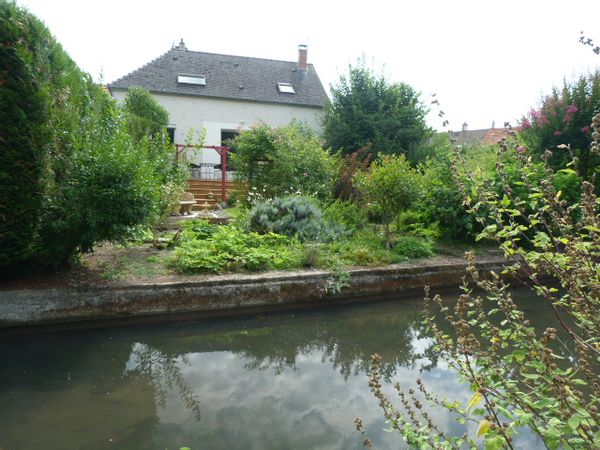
[1,3,599,449]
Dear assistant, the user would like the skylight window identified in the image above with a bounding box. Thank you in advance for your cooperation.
[177,74,206,86]
[277,82,295,94]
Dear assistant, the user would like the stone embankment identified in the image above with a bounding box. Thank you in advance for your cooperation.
[0,256,505,328]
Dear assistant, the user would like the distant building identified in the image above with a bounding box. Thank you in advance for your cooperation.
[108,40,328,165]
[449,121,514,147]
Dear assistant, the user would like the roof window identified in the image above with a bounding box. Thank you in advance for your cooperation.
[277,82,295,94]
[177,74,206,86]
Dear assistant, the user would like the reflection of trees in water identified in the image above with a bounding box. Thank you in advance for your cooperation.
[236,312,428,380]
[142,304,439,381]
[126,343,202,421]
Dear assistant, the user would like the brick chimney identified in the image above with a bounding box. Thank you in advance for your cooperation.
[298,44,308,71]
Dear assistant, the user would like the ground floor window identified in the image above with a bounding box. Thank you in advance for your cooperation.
[220,129,239,146]
[167,127,175,144]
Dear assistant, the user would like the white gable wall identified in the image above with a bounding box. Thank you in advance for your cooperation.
[111,90,324,164]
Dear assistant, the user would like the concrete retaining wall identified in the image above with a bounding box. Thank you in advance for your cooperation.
[0,258,505,328]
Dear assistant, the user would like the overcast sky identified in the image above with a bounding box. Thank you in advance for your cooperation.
[16,0,600,131]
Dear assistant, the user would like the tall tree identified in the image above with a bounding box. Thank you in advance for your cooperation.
[323,61,429,160]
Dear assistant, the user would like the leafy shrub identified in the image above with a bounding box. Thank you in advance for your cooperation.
[230,122,338,202]
[396,210,441,242]
[36,116,184,262]
[419,155,477,241]
[323,199,368,231]
[0,3,187,271]
[321,228,406,266]
[392,235,434,259]
[182,219,219,240]
[364,115,600,449]
[249,196,345,242]
[122,86,169,141]
[356,154,422,247]
[173,225,303,273]
[396,210,427,231]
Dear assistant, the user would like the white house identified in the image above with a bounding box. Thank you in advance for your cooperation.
[108,40,328,166]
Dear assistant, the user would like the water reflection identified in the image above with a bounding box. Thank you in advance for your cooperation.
[126,343,202,421]
[0,292,551,449]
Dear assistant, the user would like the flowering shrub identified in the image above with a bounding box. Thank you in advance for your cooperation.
[358,115,600,449]
[519,71,600,179]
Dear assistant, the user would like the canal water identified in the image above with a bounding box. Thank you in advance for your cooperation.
[0,290,551,449]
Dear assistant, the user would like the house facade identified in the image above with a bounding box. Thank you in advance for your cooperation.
[108,40,328,165]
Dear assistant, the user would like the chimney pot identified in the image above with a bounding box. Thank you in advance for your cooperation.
[462,122,468,132]
[177,39,187,51]
[298,44,308,71]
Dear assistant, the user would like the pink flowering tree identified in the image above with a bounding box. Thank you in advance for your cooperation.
[519,71,600,180]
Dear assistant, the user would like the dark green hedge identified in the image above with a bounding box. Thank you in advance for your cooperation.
[0,2,54,270]
[0,3,184,274]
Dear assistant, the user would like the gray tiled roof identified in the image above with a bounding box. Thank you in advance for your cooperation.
[108,44,327,108]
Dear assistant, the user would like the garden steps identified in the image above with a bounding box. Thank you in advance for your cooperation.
[186,179,240,210]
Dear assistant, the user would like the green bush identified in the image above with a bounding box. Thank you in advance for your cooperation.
[173,224,303,273]
[36,113,184,262]
[323,228,397,266]
[182,219,219,240]
[323,199,368,231]
[249,196,345,242]
[123,86,169,141]
[0,3,187,271]
[393,235,434,259]
[356,154,422,247]
[419,155,477,242]
[0,2,75,269]
[230,122,338,202]
[396,210,441,242]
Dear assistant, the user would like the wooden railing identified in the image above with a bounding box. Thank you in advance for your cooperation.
[188,163,235,181]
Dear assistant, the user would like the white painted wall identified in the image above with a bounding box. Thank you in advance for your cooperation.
[112,90,324,164]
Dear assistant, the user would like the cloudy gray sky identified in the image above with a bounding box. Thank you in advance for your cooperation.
[17,0,600,131]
